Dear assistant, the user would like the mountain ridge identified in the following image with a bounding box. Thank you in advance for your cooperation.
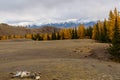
[29,21,96,28]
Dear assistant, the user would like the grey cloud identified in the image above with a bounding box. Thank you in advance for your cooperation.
[6,20,33,24]
[0,0,119,24]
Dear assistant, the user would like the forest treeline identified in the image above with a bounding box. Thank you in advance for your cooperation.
[0,25,92,41]
[31,25,92,41]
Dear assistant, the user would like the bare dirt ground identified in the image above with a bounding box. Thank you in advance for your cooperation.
[0,39,120,80]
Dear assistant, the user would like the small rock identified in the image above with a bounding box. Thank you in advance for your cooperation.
[35,75,40,80]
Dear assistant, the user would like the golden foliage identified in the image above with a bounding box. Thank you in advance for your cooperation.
[77,24,85,39]
[25,34,32,39]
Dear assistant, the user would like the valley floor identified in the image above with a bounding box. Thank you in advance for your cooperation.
[0,39,120,80]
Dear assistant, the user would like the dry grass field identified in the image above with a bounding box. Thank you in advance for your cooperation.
[0,39,120,80]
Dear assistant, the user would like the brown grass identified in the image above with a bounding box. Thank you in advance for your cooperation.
[0,39,120,80]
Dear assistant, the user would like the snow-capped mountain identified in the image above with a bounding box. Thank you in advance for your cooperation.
[29,21,96,28]
[8,18,97,28]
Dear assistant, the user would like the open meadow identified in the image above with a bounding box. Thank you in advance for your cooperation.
[0,39,120,80]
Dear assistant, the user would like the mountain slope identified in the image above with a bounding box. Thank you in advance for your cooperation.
[29,21,96,28]
[0,23,60,36]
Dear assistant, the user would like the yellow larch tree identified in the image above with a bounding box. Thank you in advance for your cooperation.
[77,24,85,39]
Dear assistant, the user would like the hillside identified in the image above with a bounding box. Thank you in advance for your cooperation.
[0,23,60,36]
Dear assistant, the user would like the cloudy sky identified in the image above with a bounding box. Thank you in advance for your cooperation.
[0,0,120,25]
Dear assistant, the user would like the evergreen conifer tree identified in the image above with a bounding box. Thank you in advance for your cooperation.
[108,17,120,60]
